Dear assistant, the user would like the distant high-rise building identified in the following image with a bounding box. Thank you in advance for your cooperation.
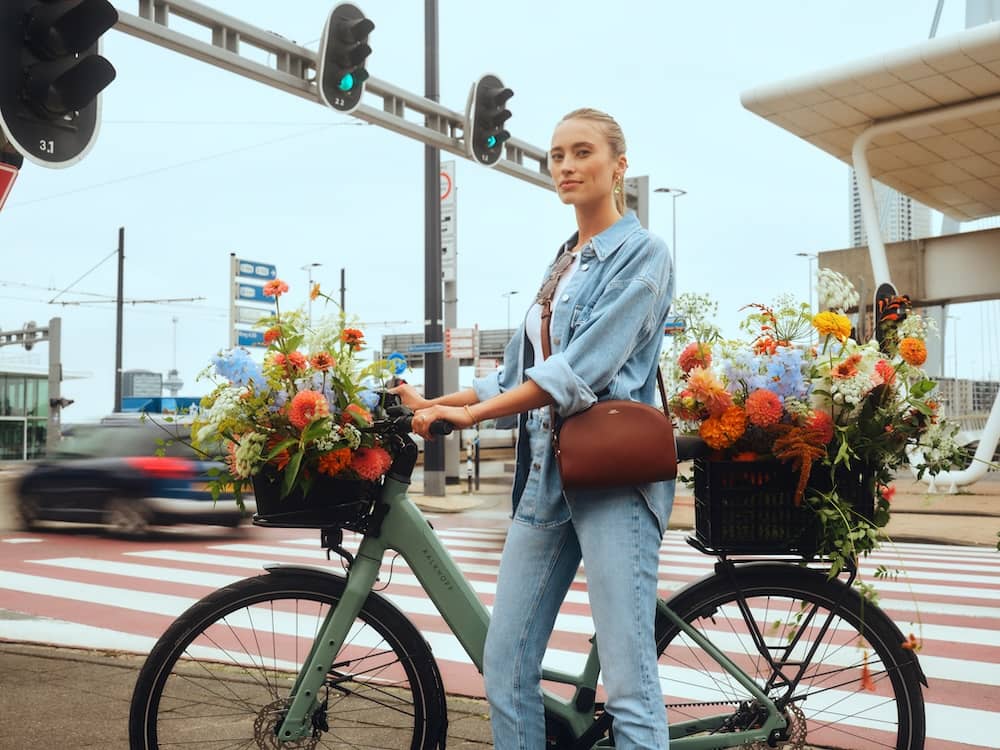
[849,171,931,247]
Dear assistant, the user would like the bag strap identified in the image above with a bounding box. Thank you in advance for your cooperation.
[537,261,670,424]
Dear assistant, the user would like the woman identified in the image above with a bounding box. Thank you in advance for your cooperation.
[394,107,675,749]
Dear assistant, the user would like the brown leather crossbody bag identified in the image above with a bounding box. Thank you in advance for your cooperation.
[538,254,677,490]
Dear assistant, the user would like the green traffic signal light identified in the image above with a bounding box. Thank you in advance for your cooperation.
[486,135,497,149]
[339,73,355,92]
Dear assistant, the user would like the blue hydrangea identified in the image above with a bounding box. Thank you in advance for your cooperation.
[268,388,289,413]
[214,348,265,390]
[358,388,379,412]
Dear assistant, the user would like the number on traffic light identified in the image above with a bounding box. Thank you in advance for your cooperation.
[318,3,375,114]
[465,74,513,167]
[0,0,119,168]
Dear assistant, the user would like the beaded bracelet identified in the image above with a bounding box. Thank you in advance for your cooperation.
[464,404,478,426]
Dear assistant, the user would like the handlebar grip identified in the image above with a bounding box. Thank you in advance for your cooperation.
[429,420,453,436]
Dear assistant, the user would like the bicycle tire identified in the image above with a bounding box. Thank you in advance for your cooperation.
[653,563,925,750]
[129,569,447,749]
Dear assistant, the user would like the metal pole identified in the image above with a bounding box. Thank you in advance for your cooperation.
[340,267,346,312]
[423,0,445,496]
[46,317,62,455]
[114,226,124,413]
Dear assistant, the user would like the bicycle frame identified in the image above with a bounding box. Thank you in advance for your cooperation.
[271,475,787,748]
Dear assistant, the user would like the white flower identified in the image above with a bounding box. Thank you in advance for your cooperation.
[817,268,859,313]
[342,423,362,450]
[233,431,266,478]
[314,423,345,451]
[195,386,243,444]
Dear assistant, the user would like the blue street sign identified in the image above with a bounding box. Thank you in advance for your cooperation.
[236,283,277,304]
[236,259,277,280]
[664,316,687,335]
[237,329,266,347]
[407,342,445,354]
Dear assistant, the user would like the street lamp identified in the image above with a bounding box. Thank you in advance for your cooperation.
[795,252,818,311]
[501,290,519,336]
[301,262,322,325]
[654,187,687,283]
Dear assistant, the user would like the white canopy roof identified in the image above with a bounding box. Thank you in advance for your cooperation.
[741,21,1000,221]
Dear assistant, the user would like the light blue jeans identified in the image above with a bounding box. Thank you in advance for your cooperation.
[483,485,672,749]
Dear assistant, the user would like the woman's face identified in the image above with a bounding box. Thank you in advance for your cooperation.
[548,118,625,208]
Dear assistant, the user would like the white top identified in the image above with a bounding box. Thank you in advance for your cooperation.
[525,251,581,359]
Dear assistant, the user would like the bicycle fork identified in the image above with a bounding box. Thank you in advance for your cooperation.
[272,543,385,743]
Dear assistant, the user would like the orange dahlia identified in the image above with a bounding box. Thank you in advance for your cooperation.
[350,446,393,480]
[263,326,282,344]
[288,390,330,430]
[874,358,897,386]
[898,337,927,366]
[310,352,334,371]
[317,447,352,477]
[678,342,712,374]
[686,366,733,417]
[341,328,365,350]
[699,405,747,450]
[263,279,289,297]
[832,353,862,379]
[342,403,372,427]
[744,389,783,428]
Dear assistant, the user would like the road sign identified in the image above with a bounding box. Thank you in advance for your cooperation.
[236,259,277,280]
[0,163,16,211]
[407,341,445,354]
[237,329,266,347]
[236,283,275,303]
[236,306,272,325]
[664,316,686,335]
[441,160,457,282]
[445,326,476,359]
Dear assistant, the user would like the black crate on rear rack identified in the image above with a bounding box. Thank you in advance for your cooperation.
[693,459,875,556]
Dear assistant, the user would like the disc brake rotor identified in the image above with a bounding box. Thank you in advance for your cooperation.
[253,698,320,750]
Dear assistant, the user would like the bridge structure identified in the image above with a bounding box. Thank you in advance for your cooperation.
[741,21,1000,491]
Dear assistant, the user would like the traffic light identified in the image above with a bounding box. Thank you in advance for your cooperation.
[465,74,513,167]
[0,0,118,168]
[318,3,375,114]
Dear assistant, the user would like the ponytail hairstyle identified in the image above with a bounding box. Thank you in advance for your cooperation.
[559,108,628,214]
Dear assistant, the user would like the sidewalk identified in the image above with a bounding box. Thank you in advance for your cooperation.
[0,461,997,748]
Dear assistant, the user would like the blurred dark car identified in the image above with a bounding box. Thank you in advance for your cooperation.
[14,417,250,535]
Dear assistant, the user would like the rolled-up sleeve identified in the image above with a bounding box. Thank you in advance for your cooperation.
[526,240,670,418]
[472,322,523,428]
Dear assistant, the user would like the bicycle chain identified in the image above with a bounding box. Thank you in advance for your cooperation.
[740,703,806,750]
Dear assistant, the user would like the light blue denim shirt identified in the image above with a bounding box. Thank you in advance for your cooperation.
[472,212,676,533]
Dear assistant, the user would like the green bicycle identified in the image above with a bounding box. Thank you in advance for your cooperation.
[128,402,926,749]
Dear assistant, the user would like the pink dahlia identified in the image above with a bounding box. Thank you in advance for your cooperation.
[807,409,835,445]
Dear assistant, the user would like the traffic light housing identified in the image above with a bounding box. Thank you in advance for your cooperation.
[318,3,375,114]
[466,74,513,167]
[0,0,118,168]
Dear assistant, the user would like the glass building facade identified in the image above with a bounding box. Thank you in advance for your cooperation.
[0,371,49,460]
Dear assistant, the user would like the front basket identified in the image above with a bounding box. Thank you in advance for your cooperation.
[693,459,875,556]
[251,471,380,529]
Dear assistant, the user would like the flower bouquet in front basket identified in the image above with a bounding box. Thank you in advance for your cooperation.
[192,279,398,515]
[667,272,966,572]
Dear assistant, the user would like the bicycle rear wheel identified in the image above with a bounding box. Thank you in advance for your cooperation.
[129,570,446,749]
[656,562,925,750]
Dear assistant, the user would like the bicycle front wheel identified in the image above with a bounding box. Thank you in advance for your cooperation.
[129,570,446,749]
[656,562,925,750]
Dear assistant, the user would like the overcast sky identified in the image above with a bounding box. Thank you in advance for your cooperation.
[2,0,998,421]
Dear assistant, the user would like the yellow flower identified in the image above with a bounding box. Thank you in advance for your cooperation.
[898,337,927,366]
[813,311,851,342]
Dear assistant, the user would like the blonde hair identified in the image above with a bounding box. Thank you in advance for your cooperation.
[559,108,628,214]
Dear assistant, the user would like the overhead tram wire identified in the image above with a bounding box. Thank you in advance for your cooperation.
[7,121,367,209]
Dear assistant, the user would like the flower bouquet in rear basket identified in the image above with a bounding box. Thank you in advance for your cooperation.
[667,273,966,574]
[192,279,400,525]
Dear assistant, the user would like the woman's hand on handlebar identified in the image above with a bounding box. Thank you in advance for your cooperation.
[387,382,432,411]
[410,404,474,440]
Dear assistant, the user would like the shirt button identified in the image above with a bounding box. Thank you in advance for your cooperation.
[581,263,589,271]
[532,462,541,470]
[553,336,561,345]
[561,293,570,302]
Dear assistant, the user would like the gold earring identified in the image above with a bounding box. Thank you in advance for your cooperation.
[613,178,623,195]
